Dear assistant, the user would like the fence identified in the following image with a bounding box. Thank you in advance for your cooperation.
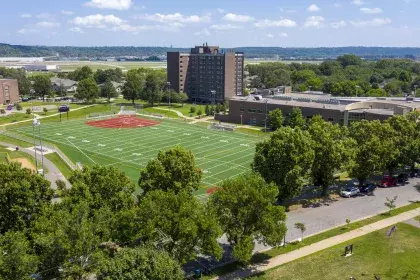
[1,130,78,171]
[207,122,237,132]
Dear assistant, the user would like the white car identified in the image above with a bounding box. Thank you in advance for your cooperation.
[340,187,360,198]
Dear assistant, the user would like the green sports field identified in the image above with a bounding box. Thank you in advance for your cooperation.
[9,116,260,199]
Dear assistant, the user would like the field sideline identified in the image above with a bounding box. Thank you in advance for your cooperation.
[8,115,261,198]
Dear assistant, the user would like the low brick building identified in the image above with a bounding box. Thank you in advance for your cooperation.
[0,79,20,105]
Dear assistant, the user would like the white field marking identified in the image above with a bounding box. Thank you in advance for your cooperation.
[201,136,209,139]
[55,133,62,136]
[82,140,90,143]
[167,130,174,133]
[114,148,123,152]
[201,152,252,174]
[220,140,229,143]
[202,170,210,174]
[67,136,75,139]
[240,143,250,147]
[132,153,142,156]
[98,144,106,147]
[150,127,158,130]
[15,119,256,164]
[66,138,97,164]
[183,133,191,136]
[195,157,249,170]
[204,169,248,187]
[137,125,144,127]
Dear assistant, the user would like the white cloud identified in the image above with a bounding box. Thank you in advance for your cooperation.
[20,14,32,18]
[307,4,321,12]
[141,13,210,23]
[70,14,125,27]
[84,0,132,10]
[350,18,392,27]
[352,0,364,5]
[279,32,288,37]
[36,21,60,28]
[304,16,325,28]
[360,7,383,14]
[69,27,84,33]
[61,10,74,16]
[210,24,241,30]
[331,20,347,28]
[36,13,54,20]
[194,28,211,36]
[17,28,38,34]
[266,33,274,38]
[333,3,342,8]
[217,8,225,14]
[222,13,254,22]
[280,8,297,13]
[255,19,297,28]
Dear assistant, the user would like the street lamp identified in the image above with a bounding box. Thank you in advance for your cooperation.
[210,90,216,118]
[355,85,360,98]
[166,82,171,108]
[32,119,45,177]
[240,114,243,126]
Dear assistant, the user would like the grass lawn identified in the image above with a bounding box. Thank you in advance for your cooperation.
[155,104,207,117]
[142,107,181,118]
[0,145,41,171]
[45,152,73,178]
[252,222,420,280]
[414,216,420,222]
[8,115,260,198]
[0,113,33,125]
[0,133,33,147]
[203,202,420,279]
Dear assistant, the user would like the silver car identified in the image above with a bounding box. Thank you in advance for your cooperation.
[340,187,360,198]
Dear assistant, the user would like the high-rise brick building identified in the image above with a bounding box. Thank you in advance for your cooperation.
[167,44,244,103]
[0,79,20,105]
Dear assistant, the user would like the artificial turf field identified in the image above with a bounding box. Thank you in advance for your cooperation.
[9,115,260,199]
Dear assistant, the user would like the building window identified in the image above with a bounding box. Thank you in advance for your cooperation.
[328,118,334,122]
[240,107,245,112]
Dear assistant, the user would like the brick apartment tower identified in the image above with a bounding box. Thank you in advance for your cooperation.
[167,43,244,103]
[0,79,20,105]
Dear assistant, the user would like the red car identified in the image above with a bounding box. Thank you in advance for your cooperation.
[379,175,397,188]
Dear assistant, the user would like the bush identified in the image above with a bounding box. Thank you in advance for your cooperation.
[197,108,203,116]
[26,108,31,115]
[16,103,22,111]
[0,109,5,114]
[189,106,196,114]
[43,107,48,115]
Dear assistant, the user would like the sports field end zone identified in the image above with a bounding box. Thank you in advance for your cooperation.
[8,115,261,196]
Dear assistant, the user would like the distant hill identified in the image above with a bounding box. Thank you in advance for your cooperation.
[1,43,420,59]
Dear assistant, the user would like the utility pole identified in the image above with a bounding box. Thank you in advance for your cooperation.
[264,98,268,132]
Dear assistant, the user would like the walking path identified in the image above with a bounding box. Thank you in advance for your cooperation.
[0,141,71,189]
[214,207,420,280]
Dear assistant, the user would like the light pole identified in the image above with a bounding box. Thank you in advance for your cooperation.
[166,82,171,108]
[264,98,268,132]
[32,119,45,177]
[308,86,312,93]
[355,85,360,98]
[414,85,418,98]
[240,114,243,126]
[210,90,216,118]
[32,119,38,170]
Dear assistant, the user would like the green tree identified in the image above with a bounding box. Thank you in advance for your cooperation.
[97,247,184,280]
[209,172,287,263]
[74,78,100,103]
[189,106,196,114]
[205,104,210,116]
[139,146,202,196]
[170,92,188,104]
[384,81,403,96]
[100,80,118,102]
[385,196,398,215]
[32,75,51,101]
[197,108,203,116]
[308,116,350,196]
[0,163,53,234]
[122,70,145,105]
[306,77,323,91]
[337,54,362,68]
[68,66,93,81]
[144,72,164,106]
[398,71,411,82]
[137,190,222,264]
[286,107,306,129]
[253,127,315,200]
[0,231,39,280]
[267,108,284,130]
[366,88,387,97]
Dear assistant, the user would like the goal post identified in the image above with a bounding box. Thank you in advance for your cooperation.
[207,122,236,132]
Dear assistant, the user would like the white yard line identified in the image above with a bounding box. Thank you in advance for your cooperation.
[66,138,97,165]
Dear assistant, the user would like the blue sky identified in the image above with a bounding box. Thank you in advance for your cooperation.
[1,0,419,47]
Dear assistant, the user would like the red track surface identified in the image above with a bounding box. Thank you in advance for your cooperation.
[86,115,160,129]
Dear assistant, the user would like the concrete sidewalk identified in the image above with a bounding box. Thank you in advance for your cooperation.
[215,207,420,280]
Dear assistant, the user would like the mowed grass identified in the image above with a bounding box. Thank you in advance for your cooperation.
[252,222,420,280]
[9,116,260,197]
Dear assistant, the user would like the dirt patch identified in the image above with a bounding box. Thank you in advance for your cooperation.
[12,158,36,171]
[86,115,160,129]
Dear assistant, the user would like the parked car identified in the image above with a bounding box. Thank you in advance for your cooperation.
[409,168,420,178]
[341,187,360,198]
[379,175,397,188]
[396,173,409,186]
[360,183,377,193]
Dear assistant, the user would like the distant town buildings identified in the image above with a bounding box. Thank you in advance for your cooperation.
[50,77,78,93]
[0,79,20,105]
[167,43,244,103]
